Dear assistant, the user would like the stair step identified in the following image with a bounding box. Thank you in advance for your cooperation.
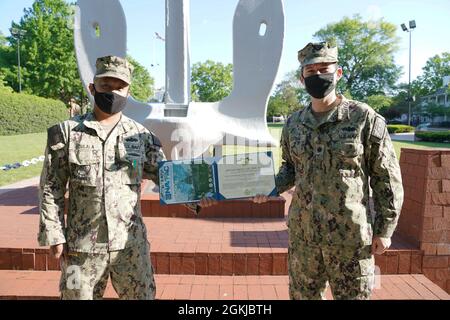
[0,249,423,276]
[0,271,448,300]
[0,185,427,277]
[0,211,422,275]
[0,244,422,276]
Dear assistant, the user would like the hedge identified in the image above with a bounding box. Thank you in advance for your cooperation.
[0,89,68,136]
[268,123,285,128]
[387,125,415,134]
[415,131,450,143]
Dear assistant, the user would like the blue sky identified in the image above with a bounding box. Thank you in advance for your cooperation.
[1,0,450,90]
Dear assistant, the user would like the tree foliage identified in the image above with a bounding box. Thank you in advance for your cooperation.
[268,71,307,118]
[0,0,156,109]
[0,32,16,89]
[127,56,155,103]
[191,60,233,102]
[314,15,401,100]
[418,102,450,118]
[366,94,393,112]
[6,0,82,104]
[413,52,450,96]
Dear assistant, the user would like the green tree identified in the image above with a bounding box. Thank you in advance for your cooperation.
[419,102,450,120]
[268,71,306,118]
[0,32,10,69]
[366,94,393,112]
[314,15,401,100]
[414,53,450,96]
[0,73,11,93]
[384,83,423,122]
[390,84,409,111]
[7,0,82,104]
[0,32,16,88]
[0,32,6,47]
[380,106,401,121]
[191,60,233,102]
[0,72,13,93]
[127,56,155,103]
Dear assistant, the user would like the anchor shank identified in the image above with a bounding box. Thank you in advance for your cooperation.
[165,0,191,109]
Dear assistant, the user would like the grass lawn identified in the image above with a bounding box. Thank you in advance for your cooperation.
[0,125,448,187]
[392,141,450,159]
[0,132,47,187]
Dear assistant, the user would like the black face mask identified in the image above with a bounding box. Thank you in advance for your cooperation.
[93,86,128,115]
[304,73,336,99]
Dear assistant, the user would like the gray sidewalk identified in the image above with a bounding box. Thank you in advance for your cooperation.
[389,132,415,142]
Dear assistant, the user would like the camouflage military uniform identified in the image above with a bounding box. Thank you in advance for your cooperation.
[38,56,163,300]
[38,112,163,299]
[275,43,404,300]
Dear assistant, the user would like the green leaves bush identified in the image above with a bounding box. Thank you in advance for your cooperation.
[415,131,450,143]
[0,90,68,136]
[387,125,415,134]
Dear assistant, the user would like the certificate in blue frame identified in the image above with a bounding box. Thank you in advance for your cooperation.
[158,152,277,205]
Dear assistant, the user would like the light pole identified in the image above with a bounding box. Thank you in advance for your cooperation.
[11,28,26,93]
[401,20,416,126]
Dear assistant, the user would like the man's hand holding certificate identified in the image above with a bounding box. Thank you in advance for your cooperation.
[158,152,278,205]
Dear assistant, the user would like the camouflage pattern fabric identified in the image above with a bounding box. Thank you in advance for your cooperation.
[38,112,165,253]
[38,111,200,300]
[60,240,155,300]
[298,42,338,67]
[288,242,374,300]
[95,55,134,85]
[276,96,404,300]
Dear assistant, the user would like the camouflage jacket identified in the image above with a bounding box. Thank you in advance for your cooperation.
[38,112,166,253]
[275,96,404,247]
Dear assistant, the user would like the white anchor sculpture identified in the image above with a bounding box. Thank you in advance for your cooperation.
[74,0,285,160]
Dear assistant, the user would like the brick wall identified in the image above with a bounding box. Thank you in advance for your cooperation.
[398,148,450,293]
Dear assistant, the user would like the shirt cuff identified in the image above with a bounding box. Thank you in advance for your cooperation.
[38,229,66,247]
[373,220,397,239]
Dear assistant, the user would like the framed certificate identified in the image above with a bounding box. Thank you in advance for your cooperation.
[158,152,278,205]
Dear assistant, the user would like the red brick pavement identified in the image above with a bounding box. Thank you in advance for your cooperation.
[2,183,448,299]
[0,186,421,275]
[0,271,448,300]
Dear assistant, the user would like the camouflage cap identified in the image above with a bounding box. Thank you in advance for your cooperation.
[94,55,134,85]
[298,42,338,67]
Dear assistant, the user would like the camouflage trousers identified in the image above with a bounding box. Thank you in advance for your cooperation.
[288,241,375,300]
[59,241,156,300]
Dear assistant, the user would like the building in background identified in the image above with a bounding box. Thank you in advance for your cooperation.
[418,76,450,125]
